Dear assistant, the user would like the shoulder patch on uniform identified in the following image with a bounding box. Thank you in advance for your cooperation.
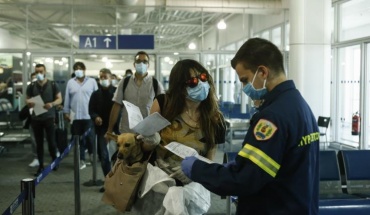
[253,119,278,141]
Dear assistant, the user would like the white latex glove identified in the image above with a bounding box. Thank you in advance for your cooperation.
[170,166,192,185]
[136,132,160,146]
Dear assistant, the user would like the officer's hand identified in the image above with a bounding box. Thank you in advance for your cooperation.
[181,156,198,178]
[223,160,236,168]
[136,132,160,146]
[170,166,192,185]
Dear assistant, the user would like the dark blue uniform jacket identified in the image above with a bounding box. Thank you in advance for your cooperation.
[191,80,319,215]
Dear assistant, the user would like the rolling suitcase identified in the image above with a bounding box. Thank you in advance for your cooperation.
[55,110,68,154]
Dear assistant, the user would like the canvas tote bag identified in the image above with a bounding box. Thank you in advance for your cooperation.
[102,153,151,212]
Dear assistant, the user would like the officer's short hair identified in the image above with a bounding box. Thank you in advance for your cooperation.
[231,38,284,74]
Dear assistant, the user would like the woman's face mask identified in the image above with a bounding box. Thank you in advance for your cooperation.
[242,69,267,100]
[186,81,210,102]
[99,79,110,88]
[74,70,84,78]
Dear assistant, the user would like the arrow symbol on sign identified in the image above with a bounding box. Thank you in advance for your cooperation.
[104,38,112,48]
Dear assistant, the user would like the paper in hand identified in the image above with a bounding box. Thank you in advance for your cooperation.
[132,112,170,136]
[123,100,170,136]
[164,142,214,164]
[27,95,47,116]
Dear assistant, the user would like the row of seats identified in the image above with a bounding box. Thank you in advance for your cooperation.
[319,150,370,214]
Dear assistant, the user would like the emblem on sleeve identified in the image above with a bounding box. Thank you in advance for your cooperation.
[253,119,278,141]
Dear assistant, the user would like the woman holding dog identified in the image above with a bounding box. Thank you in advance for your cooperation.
[133,59,226,215]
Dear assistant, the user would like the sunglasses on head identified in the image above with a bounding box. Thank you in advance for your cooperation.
[185,73,208,88]
[135,59,149,64]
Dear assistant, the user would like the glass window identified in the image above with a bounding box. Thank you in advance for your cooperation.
[261,30,270,40]
[285,23,290,51]
[271,27,282,50]
[337,45,361,147]
[0,53,24,111]
[339,0,370,41]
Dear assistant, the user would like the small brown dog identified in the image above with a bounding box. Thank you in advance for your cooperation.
[106,133,144,166]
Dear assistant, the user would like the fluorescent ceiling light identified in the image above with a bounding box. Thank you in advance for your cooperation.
[188,42,196,50]
[217,19,227,30]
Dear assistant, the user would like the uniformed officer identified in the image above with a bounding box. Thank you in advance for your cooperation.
[181,38,320,215]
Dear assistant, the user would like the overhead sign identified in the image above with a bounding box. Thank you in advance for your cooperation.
[79,35,154,49]
[118,35,154,49]
[79,35,116,49]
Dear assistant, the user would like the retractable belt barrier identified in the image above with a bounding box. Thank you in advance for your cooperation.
[1,128,91,215]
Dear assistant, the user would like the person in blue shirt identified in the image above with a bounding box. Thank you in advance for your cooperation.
[181,38,320,215]
[63,61,98,169]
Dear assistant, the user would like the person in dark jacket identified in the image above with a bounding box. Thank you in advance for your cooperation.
[89,68,118,192]
[26,64,63,176]
[181,38,320,215]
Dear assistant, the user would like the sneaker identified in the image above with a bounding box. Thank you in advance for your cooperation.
[56,151,60,157]
[99,187,105,193]
[29,159,39,167]
[80,160,86,170]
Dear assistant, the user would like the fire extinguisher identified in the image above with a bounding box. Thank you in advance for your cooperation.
[352,112,360,135]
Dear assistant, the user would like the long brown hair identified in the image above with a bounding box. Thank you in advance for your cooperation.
[162,59,224,150]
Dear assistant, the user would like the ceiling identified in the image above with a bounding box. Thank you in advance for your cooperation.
[0,0,284,51]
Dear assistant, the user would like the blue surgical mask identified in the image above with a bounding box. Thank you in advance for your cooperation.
[242,69,267,100]
[135,63,147,75]
[99,79,110,88]
[111,79,118,86]
[75,70,84,78]
[36,73,44,81]
[186,81,210,102]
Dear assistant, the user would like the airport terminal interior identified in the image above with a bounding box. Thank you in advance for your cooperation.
[1,0,370,214]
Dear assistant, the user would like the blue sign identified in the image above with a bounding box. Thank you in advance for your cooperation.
[118,35,154,49]
[79,35,116,49]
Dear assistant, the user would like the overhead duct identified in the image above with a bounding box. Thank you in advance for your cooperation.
[164,0,286,15]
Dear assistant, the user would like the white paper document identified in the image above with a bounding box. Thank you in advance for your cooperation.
[123,100,144,128]
[123,100,171,136]
[164,142,214,164]
[27,95,47,116]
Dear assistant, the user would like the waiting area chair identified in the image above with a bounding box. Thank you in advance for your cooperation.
[340,150,370,198]
[318,116,330,149]
[319,150,358,200]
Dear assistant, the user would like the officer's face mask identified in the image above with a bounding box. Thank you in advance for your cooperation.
[135,63,148,75]
[242,68,267,100]
[36,73,44,81]
[100,79,110,88]
[74,70,84,78]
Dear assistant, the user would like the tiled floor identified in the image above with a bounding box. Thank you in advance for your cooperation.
[0,129,236,215]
